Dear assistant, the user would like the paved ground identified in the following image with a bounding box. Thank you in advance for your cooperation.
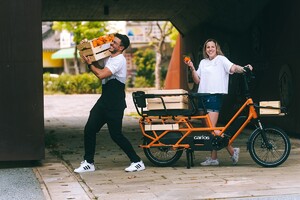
[1,93,299,200]
[40,93,300,200]
[0,166,45,200]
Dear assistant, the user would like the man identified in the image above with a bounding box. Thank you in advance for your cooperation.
[74,33,145,173]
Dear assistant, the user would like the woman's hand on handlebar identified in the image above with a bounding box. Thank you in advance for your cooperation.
[244,64,253,71]
[231,64,253,74]
[243,64,253,73]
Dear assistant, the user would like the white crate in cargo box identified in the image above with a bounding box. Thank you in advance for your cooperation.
[144,124,179,131]
[147,95,189,103]
[146,89,188,95]
[259,101,281,115]
[147,102,188,110]
[146,89,189,110]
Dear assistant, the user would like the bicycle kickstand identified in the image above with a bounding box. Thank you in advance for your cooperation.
[186,148,195,169]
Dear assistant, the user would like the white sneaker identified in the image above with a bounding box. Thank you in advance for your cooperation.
[74,160,95,173]
[231,148,240,165]
[125,161,145,172]
[200,157,219,166]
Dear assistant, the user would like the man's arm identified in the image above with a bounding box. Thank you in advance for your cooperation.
[81,53,112,80]
[88,63,112,80]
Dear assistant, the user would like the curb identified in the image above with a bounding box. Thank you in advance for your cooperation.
[33,151,96,200]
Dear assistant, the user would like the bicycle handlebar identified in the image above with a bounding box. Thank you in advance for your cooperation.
[242,65,255,98]
[243,65,255,78]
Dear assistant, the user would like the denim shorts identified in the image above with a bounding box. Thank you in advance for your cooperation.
[198,94,223,113]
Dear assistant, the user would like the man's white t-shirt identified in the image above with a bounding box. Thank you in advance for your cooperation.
[101,54,127,84]
[196,55,233,94]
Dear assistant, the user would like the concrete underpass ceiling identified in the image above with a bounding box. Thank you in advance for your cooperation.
[42,0,271,35]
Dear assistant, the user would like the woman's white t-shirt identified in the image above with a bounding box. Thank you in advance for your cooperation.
[196,55,233,94]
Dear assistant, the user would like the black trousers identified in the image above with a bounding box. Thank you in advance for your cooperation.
[83,99,141,164]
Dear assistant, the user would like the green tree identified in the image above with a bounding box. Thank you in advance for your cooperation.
[146,21,178,89]
[52,21,108,74]
[133,48,156,87]
[169,26,179,48]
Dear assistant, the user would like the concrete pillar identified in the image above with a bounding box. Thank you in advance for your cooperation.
[0,0,44,160]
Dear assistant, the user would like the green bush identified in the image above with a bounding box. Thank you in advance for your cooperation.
[56,74,75,94]
[133,48,155,87]
[43,73,102,94]
[134,76,153,88]
[43,73,60,94]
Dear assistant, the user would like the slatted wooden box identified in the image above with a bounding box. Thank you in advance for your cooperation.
[144,124,179,131]
[259,101,281,115]
[77,42,111,62]
[146,89,189,110]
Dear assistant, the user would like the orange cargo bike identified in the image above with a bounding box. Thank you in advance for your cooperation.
[132,67,291,168]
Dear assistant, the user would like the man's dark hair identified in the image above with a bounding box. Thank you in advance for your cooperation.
[115,33,130,50]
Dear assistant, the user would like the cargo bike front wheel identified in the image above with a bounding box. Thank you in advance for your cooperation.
[248,126,291,167]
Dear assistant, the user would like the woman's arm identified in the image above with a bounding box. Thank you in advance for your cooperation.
[230,64,245,73]
[230,64,253,74]
[184,60,200,84]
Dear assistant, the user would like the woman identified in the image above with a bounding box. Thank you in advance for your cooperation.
[184,38,252,166]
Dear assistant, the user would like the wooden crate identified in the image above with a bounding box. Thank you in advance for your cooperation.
[77,41,94,50]
[78,43,110,55]
[79,49,111,62]
[259,101,281,115]
[144,124,179,131]
[147,95,189,104]
[146,89,189,110]
[147,102,189,110]
[146,89,188,95]
[77,42,111,62]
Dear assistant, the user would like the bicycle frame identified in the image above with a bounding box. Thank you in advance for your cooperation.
[138,96,258,150]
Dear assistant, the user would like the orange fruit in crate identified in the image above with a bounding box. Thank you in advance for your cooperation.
[96,38,104,46]
[91,34,116,48]
[107,34,114,42]
[92,40,98,48]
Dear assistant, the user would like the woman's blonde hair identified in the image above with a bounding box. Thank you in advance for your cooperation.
[202,39,224,59]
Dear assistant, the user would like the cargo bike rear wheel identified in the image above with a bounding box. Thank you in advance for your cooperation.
[143,131,184,167]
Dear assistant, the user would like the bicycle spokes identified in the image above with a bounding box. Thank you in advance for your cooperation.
[248,127,290,167]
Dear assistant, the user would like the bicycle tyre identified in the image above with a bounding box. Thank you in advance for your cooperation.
[248,126,291,167]
[143,135,183,167]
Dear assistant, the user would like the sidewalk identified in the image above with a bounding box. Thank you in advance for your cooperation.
[40,94,300,200]
[0,165,45,200]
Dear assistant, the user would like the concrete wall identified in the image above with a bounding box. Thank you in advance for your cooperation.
[0,0,44,160]
[181,0,300,135]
